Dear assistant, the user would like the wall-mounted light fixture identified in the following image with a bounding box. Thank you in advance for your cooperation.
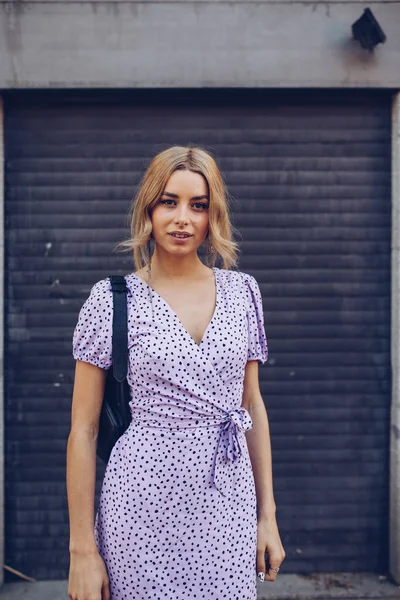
[351,8,387,51]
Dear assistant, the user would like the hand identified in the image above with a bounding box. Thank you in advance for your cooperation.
[256,517,285,583]
[68,549,110,600]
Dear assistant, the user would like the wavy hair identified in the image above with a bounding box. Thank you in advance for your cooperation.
[114,145,240,271]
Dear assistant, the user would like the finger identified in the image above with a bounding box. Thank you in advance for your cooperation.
[264,564,280,582]
[264,554,282,582]
[256,547,266,582]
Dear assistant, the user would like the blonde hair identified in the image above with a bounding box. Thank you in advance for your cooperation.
[114,145,240,271]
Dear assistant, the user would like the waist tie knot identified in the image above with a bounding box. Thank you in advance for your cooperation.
[210,407,253,496]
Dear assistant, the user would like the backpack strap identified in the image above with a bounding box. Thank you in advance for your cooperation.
[109,275,128,383]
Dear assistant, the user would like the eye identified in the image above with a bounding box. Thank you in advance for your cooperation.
[193,202,209,210]
[159,199,175,206]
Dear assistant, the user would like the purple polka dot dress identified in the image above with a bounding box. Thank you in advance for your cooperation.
[72,267,268,600]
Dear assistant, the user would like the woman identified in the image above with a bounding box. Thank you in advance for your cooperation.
[67,145,285,600]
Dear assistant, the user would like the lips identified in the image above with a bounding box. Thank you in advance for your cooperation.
[168,233,193,239]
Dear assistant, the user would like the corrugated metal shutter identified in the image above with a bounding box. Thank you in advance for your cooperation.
[4,90,391,579]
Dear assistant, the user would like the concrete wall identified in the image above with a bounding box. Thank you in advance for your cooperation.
[0,0,399,89]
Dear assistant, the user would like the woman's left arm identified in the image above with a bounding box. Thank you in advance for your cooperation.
[242,359,286,582]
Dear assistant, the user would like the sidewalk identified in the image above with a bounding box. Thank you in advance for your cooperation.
[0,572,399,600]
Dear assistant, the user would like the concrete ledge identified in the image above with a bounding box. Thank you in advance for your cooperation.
[0,573,399,600]
[257,573,400,599]
[0,2,399,88]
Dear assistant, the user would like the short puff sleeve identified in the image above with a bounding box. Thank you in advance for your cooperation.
[243,273,268,364]
[72,278,113,370]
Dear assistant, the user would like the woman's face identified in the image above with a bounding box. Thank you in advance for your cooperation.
[150,169,210,256]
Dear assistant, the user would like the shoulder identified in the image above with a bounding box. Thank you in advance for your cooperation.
[90,275,137,301]
[83,277,113,308]
[80,276,137,316]
[90,276,112,295]
[216,267,258,290]
[217,268,262,313]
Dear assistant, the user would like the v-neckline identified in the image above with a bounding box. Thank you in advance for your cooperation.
[131,267,219,347]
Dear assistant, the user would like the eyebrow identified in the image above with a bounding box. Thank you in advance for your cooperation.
[162,191,209,201]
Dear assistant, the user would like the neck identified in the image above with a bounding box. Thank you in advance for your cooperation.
[149,248,208,281]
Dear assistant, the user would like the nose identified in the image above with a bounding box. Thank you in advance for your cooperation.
[174,203,190,224]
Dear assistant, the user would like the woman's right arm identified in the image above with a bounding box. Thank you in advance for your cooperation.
[66,359,110,600]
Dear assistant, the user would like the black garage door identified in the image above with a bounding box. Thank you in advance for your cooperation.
[4,89,391,580]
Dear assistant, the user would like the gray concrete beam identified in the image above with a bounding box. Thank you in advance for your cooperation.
[0,0,396,3]
[0,96,4,590]
[390,92,400,585]
[0,2,398,88]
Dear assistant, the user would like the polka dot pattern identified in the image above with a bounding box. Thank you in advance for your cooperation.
[72,267,268,600]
